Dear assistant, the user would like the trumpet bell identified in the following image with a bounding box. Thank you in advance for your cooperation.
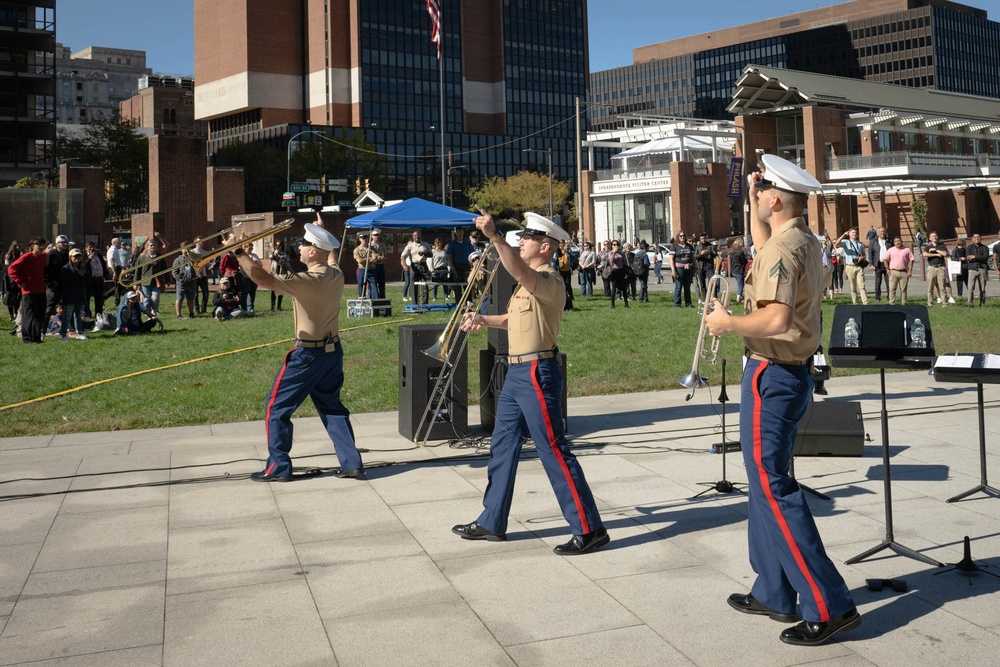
[678,371,708,390]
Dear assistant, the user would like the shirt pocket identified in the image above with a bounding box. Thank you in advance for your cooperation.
[509,297,533,333]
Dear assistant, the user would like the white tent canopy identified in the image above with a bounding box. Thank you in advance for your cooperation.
[614,135,735,160]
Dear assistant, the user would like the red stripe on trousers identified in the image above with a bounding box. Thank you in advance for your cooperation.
[751,360,830,621]
[530,360,590,534]
[264,349,295,455]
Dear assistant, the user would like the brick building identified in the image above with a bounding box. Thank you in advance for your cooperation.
[581,65,1000,247]
[193,0,589,207]
[589,0,1000,128]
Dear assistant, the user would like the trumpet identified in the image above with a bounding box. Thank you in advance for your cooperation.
[678,274,730,401]
[119,218,296,289]
[414,242,502,446]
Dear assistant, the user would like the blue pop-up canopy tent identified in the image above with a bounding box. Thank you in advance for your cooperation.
[345,197,476,230]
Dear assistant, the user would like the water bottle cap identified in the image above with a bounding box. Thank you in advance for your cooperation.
[914,318,922,325]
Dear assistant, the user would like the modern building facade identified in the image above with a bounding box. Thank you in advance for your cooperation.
[589,0,1000,129]
[0,0,56,186]
[194,0,589,207]
[580,65,1000,247]
[55,44,151,125]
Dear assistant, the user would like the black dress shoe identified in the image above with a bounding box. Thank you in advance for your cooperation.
[332,468,366,480]
[553,528,610,555]
[814,384,828,396]
[451,521,506,542]
[250,470,293,483]
[780,608,862,646]
[727,593,799,623]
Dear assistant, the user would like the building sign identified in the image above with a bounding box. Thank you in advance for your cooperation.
[727,157,744,199]
[592,176,671,196]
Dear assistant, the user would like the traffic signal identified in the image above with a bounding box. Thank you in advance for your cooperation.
[365,178,370,191]
[320,175,326,193]
[355,178,360,194]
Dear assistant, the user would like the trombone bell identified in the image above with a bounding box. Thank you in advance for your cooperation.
[422,338,444,361]
[679,371,708,390]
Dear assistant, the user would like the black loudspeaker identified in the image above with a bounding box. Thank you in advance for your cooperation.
[486,261,518,355]
[398,324,467,441]
[793,401,864,457]
[479,350,568,433]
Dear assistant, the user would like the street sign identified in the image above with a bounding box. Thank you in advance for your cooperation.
[290,183,310,193]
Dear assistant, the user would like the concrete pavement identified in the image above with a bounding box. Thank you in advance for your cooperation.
[1,367,999,666]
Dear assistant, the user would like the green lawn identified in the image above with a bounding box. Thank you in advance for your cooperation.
[1,285,996,437]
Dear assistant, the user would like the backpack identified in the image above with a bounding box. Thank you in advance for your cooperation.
[558,250,571,272]
[630,251,647,277]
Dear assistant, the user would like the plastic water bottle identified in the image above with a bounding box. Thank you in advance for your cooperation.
[911,318,926,348]
[844,318,859,348]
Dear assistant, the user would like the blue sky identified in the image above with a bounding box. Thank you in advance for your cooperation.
[56,1,870,76]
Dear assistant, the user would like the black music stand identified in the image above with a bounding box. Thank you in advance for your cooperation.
[828,305,943,567]
[692,358,745,498]
[933,353,1000,503]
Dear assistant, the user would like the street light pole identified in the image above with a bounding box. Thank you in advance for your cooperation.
[286,129,328,205]
[523,147,554,219]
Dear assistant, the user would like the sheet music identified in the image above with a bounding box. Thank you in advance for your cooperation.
[934,355,975,369]
[986,354,1000,370]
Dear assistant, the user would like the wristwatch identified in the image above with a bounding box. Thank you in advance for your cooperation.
[491,232,503,244]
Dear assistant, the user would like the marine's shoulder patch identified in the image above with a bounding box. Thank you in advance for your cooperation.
[768,259,789,283]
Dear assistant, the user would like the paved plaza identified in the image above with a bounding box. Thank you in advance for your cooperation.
[1,365,999,666]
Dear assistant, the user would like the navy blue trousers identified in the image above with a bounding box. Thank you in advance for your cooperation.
[477,358,603,536]
[740,359,854,623]
[263,343,362,477]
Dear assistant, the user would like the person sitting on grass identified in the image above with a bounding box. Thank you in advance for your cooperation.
[212,276,245,320]
[115,290,161,335]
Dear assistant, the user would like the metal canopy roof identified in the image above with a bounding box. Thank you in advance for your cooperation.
[728,65,1000,124]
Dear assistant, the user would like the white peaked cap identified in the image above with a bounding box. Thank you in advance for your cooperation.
[303,223,340,251]
[756,154,822,195]
[518,212,570,242]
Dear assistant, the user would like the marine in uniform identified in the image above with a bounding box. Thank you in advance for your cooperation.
[369,228,387,298]
[452,210,608,555]
[234,223,365,482]
[705,154,860,646]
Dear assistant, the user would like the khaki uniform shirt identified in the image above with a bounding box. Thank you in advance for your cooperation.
[272,264,344,343]
[369,241,386,265]
[506,265,565,356]
[744,217,822,364]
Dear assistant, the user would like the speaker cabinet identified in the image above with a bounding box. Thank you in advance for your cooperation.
[485,261,518,356]
[793,401,864,457]
[479,350,567,433]
[398,324,467,441]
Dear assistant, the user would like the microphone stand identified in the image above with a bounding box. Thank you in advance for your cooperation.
[692,357,745,498]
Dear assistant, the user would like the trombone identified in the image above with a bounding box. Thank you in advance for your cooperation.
[414,242,502,447]
[119,218,296,289]
[678,274,731,401]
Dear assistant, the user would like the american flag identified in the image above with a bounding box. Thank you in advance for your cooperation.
[426,0,441,59]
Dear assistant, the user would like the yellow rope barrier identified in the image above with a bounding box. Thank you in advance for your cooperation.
[0,317,415,412]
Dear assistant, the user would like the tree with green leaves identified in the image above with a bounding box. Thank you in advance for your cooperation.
[213,141,286,214]
[56,115,149,221]
[466,170,571,222]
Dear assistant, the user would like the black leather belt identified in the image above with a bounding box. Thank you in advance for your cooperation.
[296,334,339,349]
[509,349,558,364]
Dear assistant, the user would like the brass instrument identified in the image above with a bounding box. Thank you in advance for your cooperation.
[414,242,502,446]
[678,274,731,401]
[119,219,296,289]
